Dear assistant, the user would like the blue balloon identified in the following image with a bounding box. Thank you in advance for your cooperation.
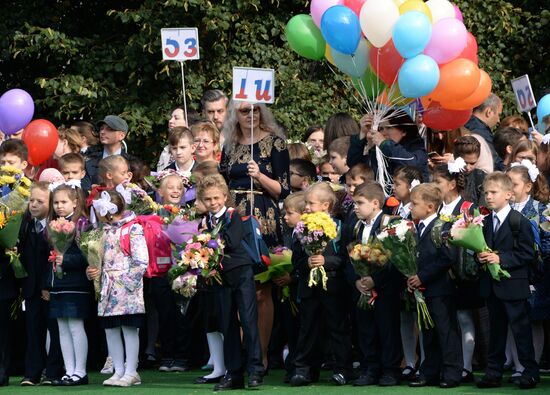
[331,39,370,77]
[398,54,440,98]
[537,94,550,127]
[392,11,432,59]
[320,6,361,55]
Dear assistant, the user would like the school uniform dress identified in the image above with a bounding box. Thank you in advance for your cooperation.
[480,206,539,381]
[415,214,463,385]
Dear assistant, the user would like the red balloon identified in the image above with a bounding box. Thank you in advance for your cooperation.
[344,0,367,16]
[22,119,59,166]
[458,32,478,65]
[423,102,472,130]
[369,40,404,86]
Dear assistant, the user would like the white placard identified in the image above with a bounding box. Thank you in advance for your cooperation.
[511,75,536,113]
[161,28,200,61]
[232,67,275,104]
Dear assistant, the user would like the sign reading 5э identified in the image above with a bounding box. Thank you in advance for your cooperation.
[161,28,199,61]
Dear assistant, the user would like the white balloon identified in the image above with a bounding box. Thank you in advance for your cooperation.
[359,0,400,48]
[426,0,455,23]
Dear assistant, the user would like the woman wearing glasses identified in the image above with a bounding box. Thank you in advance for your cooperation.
[220,100,290,371]
[191,121,221,163]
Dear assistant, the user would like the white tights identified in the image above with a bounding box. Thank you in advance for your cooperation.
[204,332,225,378]
[457,310,475,373]
[507,322,544,374]
[105,326,140,376]
[400,311,424,368]
[57,317,88,378]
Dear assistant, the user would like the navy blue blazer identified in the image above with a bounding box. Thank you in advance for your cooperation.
[212,210,253,273]
[480,209,534,301]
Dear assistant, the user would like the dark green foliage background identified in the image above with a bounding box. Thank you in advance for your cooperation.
[0,0,548,163]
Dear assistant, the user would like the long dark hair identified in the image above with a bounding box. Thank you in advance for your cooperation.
[433,163,465,193]
[48,185,87,222]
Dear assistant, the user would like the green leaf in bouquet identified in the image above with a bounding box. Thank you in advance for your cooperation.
[0,212,23,249]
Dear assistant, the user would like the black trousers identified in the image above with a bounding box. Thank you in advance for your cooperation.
[357,292,402,378]
[421,295,463,383]
[268,286,299,373]
[24,296,63,380]
[0,300,13,382]
[294,290,352,377]
[144,277,187,361]
[486,293,538,379]
[219,265,264,378]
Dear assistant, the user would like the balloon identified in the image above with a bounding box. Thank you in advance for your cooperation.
[331,39,370,77]
[285,14,326,60]
[423,101,472,130]
[0,89,35,135]
[536,94,550,124]
[22,120,59,166]
[399,0,432,21]
[394,0,407,6]
[430,58,480,103]
[325,43,336,65]
[310,0,344,27]
[424,17,467,64]
[344,0,367,17]
[453,4,463,22]
[441,69,492,110]
[377,83,415,106]
[426,0,455,23]
[351,68,386,98]
[359,0,400,48]
[398,54,440,98]
[369,40,404,85]
[392,11,432,59]
[321,6,362,55]
[458,32,478,65]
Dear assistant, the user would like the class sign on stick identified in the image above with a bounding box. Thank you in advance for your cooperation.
[232,67,275,104]
[511,75,536,113]
[161,28,200,61]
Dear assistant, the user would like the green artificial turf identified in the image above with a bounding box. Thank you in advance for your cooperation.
[5,370,550,395]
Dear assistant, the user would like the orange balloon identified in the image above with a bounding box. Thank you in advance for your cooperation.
[430,59,480,103]
[441,69,492,111]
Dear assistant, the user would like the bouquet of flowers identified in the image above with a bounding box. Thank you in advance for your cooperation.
[255,246,296,312]
[156,204,182,224]
[78,228,105,299]
[448,209,510,281]
[171,271,198,298]
[294,212,338,291]
[377,219,434,329]
[48,218,76,279]
[304,142,327,166]
[348,239,391,309]
[0,165,31,250]
[118,181,158,215]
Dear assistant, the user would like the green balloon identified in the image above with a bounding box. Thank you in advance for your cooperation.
[351,67,386,99]
[285,14,326,61]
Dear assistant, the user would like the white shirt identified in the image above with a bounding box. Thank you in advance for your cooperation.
[493,204,512,231]
[102,147,122,159]
[511,197,529,213]
[35,218,47,233]
[210,206,227,226]
[418,213,438,237]
[361,211,383,244]
[439,196,462,216]
[397,202,411,219]
[176,160,195,176]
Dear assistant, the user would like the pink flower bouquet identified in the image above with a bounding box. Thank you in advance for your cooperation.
[48,218,76,279]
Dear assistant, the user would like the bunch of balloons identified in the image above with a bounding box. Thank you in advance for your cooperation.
[285,0,492,130]
[0,88,59,165]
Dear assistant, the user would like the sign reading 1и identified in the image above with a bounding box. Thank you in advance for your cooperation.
[232,67,275,104]
[511,75,536,113]
[161,28,199,61]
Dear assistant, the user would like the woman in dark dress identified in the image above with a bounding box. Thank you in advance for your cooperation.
[220,100,290,368]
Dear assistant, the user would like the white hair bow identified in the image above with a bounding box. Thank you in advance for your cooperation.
[447,157,466,174]
[511,159,540,182]
[542,134,550,145]
[48,179,81,192]
[115,183,132,204]
[92,191,118,217]
[409,179,421,192]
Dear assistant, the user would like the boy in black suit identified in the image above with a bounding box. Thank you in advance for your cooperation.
[350,182,404,387]
[476,172,538,389]
[197,174,264,391]
[407,183,462,388]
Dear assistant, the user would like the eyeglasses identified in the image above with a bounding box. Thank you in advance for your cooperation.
[238,107,260,115]
[194,139,213,145]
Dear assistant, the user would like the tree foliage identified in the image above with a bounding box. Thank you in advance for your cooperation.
[0,0,548,163]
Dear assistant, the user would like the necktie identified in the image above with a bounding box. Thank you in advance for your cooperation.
[210,215,218,228]
[493,215,500,233]
[417,222,425,237]
[35,220,44,234]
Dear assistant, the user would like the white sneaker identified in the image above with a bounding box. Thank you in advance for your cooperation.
[101,357,114,374]
[113,373,141,387]
[103,373,123,386]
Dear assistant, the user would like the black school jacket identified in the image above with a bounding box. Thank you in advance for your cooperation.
[210,209,252,273]
[480,209,534,301]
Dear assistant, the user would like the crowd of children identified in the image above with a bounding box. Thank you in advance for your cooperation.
[1,104,550,393]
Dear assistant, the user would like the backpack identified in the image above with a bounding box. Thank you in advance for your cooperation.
[120,215,172,278]
[508,209,544,285]
[225,208,271,274]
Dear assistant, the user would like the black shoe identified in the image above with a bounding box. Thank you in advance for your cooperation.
[440,380,460,388]
[0,377,8,386]
[353,374,378,386]
[379,374,399,386]
[66,374,88,386]
[248,374,263,388]
[41,377,55,386]
[461,369,474,383]
[51,375,71,386]
[331,373,347,386]
[20,377,40,386]
[283,372,291,384]
[401,366,416,381]
[195,376,223,384]
[170,360,189,372]
[290,374,311,387]
[508,374,522,384]
[213,376,245,391]
[476,375,501,388]
[518,376,537,390]
[409,378,438,387]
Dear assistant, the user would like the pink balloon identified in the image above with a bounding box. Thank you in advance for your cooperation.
[310,0,344,27]
[424,18,467,64]
[453,4,463,22]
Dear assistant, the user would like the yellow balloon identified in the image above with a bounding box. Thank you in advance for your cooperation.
[399,0,433,22]
[325,43,336,66]
[393,0,408,7]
